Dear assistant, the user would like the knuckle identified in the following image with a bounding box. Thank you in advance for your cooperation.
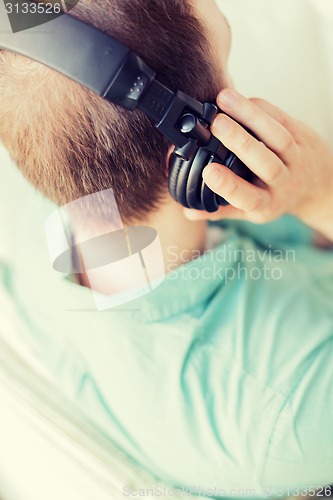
[280,132,295,151]
[239,133,252,153]
[245,105,257,123]
[226,179,238,197]
[246,194,266,213]
[277,113,291,129]
[264,161,283,184]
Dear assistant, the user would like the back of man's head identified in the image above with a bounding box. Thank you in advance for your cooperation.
[0,0,222,223]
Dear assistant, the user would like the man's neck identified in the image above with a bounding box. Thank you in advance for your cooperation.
[144,197,208,273]
[75,197,208,294]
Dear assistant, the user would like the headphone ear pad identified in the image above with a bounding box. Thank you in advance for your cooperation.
[168,153,183,202]
[168,148,219,212]
[168,152,193,208]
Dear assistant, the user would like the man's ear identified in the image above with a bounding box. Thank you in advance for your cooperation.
[165,146,174,174]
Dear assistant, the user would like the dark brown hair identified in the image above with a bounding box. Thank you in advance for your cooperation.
[0,0,221,222]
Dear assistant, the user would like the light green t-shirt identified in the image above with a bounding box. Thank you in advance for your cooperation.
[1,151,333,498]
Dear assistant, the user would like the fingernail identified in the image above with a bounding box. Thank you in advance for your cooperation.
[203,166,222,187]
[215,115,233,135]
[219,91,238,109]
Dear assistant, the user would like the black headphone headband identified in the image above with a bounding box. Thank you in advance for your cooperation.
[0,13,133,101]
[0,9,253,211]
[0,11,205,147]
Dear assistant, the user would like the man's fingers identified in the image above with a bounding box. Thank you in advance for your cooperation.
[249,97,302,140]
[184,91,304,223]
[216,89,298,164]
[211,115,289,187]
[202,162,271,212]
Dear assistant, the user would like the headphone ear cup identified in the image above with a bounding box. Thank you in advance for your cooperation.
[186,147,219,212]
[168,147,219,212]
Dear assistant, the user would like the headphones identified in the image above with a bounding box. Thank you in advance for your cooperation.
[0,10,253,212]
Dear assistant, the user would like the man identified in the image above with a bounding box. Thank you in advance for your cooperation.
[0,0,332,497]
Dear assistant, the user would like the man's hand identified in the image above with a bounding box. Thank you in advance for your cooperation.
[184,89,333,241]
